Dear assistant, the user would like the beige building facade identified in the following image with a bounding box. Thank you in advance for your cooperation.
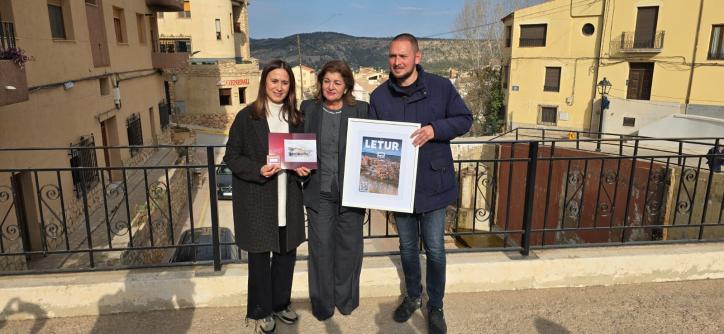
[0,0,182,270]
[502,0,724,135]
[157,0,260,118]
[292,64,316,100]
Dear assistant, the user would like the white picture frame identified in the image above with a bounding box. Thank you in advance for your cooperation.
[342,118,420,213]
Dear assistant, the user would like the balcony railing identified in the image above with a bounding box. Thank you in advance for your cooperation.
[0,21,16,53]
[1,134,722,274]
[146,0,184,12]
[620,31,665,52]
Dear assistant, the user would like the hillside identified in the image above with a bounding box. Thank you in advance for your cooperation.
[250,32,486,74]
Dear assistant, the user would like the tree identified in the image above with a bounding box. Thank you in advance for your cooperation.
[453,0,544,136]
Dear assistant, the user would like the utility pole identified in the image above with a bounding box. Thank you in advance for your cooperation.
[297,34,303,99]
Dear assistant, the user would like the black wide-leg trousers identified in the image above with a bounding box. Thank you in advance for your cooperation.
[246,227,297,320]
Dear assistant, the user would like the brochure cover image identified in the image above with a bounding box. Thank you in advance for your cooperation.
[359,136,402,195]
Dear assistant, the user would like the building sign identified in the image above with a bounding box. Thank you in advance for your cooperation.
[223,79,250,86]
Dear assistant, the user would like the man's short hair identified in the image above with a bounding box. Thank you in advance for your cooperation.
[392,33,419,52]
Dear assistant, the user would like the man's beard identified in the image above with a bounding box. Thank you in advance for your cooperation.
[392,66,414,84]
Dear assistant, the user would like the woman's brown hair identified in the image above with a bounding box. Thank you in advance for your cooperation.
[315,60,356,106]
[251,59,302,125]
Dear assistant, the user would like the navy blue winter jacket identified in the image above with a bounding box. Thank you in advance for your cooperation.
[369,65,472,213]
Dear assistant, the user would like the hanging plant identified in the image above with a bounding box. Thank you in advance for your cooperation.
[0,47,33,70]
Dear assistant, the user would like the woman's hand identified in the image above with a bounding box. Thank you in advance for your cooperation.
[294,166,311,177]
[260,164,281,177]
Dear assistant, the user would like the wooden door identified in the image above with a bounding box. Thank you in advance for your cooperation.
[634,7,658,48]
[627,63,654,100]
[85,0,110,67]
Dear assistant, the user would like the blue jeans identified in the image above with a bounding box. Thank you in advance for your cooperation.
[394,207,446,309]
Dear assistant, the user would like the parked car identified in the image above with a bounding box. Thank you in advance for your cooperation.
[216,163,232,199]
[170,227,244,263]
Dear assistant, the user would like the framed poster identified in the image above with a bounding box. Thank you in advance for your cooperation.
[342,118,419,213]
[268,133,318,169]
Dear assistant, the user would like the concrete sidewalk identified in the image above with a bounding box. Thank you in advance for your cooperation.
[1,279,722,333]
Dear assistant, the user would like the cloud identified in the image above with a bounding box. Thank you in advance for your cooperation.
[397,6,425,11]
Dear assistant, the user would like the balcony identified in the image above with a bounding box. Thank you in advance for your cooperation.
[620,31,665,53]
[152,51,189,69]
[0,21,29,106]
[146,0,184,12]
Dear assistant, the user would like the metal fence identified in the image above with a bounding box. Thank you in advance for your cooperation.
[620,31,665,50]
[126,114,143,156]
[0,21,15,53]
[0,136,722,275]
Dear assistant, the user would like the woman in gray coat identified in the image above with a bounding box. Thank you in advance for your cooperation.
[224,60,308,334]
[300,60,368,320]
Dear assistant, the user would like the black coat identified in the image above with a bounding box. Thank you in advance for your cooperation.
[223,106,306,253]
[300,99,369,211]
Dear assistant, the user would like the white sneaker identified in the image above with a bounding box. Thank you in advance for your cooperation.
[258,316,276,334]
[273,306,299,324]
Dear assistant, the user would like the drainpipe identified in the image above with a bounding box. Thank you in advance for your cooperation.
[684,0,705,114]
[589,0,607,134]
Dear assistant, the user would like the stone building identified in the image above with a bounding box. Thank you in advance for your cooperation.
[156,0,260,129]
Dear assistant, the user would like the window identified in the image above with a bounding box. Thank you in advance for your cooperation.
[582,23,595,36]
[623,117,636,127]
[48,1,66,39]
[539,106,557,125]
[215,19,222,40]
[113,7,127,43]
[626,62,654,100]
[505,26,512,47]
[238,87,246,104]
[70,135,100,197]
[126,113,143,156]
[519,24,546,47]
[502,65,509,89]
[219,88,231,106]
[234,22,242,33]
[99,77,110,95]
[178,1,191,18]
[136,13,146,44]
[709,25,724,60]
[544,67,561,92]
[159,38,191,53]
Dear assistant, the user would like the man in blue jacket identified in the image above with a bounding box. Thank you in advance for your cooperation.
[369,33,472,334]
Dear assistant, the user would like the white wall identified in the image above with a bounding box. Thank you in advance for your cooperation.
[602,97,682,135]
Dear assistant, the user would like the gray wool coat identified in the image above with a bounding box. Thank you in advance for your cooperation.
[223,105,306,253]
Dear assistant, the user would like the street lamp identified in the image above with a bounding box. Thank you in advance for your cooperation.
[596,77,612,151]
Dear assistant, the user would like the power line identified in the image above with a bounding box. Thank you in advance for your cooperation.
[423,0,598,38]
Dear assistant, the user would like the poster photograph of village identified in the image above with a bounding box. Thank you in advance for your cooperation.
[359,136,402,195]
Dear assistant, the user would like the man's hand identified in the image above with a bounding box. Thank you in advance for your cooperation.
[260,164,281,178]
[411,125,435,147]
[294,166,311,177]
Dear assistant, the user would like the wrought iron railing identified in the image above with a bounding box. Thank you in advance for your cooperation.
[0,136,722,274]
[620,31,665,51]
[126,114,143,156]
[0,21,16,53]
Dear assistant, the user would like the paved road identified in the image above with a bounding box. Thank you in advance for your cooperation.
[2,279,722,334]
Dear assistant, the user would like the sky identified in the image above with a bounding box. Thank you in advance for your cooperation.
[248,0,464,39]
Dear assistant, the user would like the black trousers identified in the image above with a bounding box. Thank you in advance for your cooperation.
[246,227,297,320]
[307,192,364,320]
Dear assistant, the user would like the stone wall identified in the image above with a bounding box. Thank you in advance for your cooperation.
[174,112,236,130]
[120,165,191,265]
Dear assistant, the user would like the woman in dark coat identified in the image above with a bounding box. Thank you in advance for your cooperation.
[300,60,368,320]
[223,60,309,334]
